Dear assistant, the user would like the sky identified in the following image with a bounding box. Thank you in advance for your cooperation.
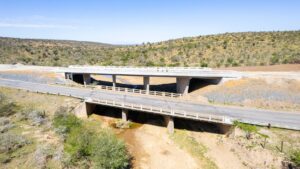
[0,0,299,44]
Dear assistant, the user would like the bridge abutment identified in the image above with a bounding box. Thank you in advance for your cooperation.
[176,77,191,95]
[74,101,95,118]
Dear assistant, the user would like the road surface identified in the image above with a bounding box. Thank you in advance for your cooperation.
[0,78,299,130]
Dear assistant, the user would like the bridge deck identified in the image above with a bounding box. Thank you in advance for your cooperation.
[0,78,300,130]
[59,65,241,78]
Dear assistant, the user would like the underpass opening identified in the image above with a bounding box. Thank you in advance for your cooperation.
[189,77,222,93]
[85,102,230,134]
[91,75,177,93]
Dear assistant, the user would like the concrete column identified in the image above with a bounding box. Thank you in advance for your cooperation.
[122,109,128,121]
[65,73,68,79]
[112,75,117,90]
[176,77,191,95]
[68,73,73,80]
[143,76,150,94]
[164,116,174,134]
[83,74,91,87]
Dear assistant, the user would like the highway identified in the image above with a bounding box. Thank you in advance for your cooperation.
[0,78,300,130]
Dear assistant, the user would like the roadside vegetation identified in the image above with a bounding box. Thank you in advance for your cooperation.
[233,120,300,167]
[1,30,299,67]
[53,107,130,169]
[0,88,131,169]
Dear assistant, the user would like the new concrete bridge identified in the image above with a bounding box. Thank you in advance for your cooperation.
[1,78,300,133]
[60,66,242,95]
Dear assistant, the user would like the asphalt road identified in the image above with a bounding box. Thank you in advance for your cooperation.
[0,78,300,130]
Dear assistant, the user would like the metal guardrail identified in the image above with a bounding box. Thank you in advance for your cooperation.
[69,65,211,71]
[85,97,232,124]
[56,82,182,98]
[95,85,182,98]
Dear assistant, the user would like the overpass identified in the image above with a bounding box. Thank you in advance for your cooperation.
[59,66,242,94]
[1,78,300,133]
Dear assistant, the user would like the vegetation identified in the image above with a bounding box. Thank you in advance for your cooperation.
[0,93,19,117]
[233,120,258,133]
[290,150,300,166]
[1,30,300,67]
[171,130,218,169]
[53,107,130,169]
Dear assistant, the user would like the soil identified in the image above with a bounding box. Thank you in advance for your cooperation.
[217,64,300,72]
[89,114,200,169]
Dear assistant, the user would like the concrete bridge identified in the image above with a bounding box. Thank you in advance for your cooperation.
[1,78,300,134]
[60,66,242,95]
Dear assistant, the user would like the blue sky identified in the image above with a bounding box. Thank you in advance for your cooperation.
[0,0,299,44]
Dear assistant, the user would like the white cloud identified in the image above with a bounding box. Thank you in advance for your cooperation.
[0,22,77,29]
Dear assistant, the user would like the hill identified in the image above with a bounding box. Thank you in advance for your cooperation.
[0,31,300,67]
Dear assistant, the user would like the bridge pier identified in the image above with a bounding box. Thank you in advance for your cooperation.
[176,77,191,95]
[143,76,150,94]
[65,73,73,80]
[83,74,91,87]
[164,116,174,134]
[112,75,117,90]
[122,109,128,121]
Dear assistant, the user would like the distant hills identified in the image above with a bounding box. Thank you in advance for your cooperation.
[0,31,299,67]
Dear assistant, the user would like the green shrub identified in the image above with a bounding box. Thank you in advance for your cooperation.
[290,150,300,166]
[0,94,19,117]
[92,130,130,169]
[53,107,82,134]
[233,121,258,133]
[270,54,280,65]
[53,108,130,169]
[64,127,94,163]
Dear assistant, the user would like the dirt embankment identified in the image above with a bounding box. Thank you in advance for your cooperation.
[217,64,300,72]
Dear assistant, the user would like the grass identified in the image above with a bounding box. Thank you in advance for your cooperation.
[170,130,218,169]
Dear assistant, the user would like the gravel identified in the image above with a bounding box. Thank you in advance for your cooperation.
[204,78,300,105]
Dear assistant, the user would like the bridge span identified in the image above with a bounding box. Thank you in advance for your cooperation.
[0,78,299,133]
[60,66,242,95]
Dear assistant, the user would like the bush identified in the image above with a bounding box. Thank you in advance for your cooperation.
[233,121,258,133]
[0,133,30,154]
[64,127,94,163]
[53,107,82,135]
[92,130,130,169]
[0,117,13,133]
[34,145,53,169]
[53,110,130,168]
[0,94,19,117]
[27,110,46,126]
[290,150,300,166]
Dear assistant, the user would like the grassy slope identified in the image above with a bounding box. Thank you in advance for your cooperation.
[0,30,300,67]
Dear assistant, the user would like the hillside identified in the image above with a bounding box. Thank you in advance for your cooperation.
[0,31,300,67]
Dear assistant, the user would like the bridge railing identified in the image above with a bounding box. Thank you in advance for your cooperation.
[23,84,231,124]
[94,85,182,98]
[85,97,232,124]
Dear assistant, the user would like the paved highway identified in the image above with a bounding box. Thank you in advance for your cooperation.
[0,78,300,130]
